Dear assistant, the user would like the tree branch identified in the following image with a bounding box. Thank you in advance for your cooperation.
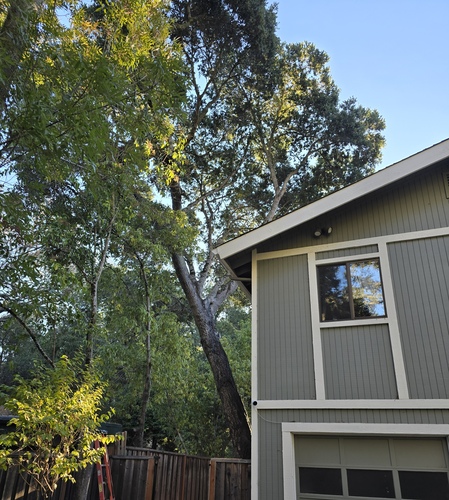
[0,303,54,367]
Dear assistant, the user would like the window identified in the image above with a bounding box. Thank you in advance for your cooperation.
[347,469,395,498]
[399,471,449,500]
[318,258,386,321]
[298,467,343,495]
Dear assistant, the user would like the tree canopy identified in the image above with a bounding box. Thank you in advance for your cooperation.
[0,0,385,461]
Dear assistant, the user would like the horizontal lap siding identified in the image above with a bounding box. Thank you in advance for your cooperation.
[322,325,397,399]
[389,237,449,399]
[257,256,315,400]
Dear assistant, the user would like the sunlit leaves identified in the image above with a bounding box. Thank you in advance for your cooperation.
[0,356,117,498]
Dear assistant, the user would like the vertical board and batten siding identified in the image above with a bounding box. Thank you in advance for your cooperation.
[252,163,449,500]
[388,236,449,399]
[256,162,449,254]
[315,244,379,260]
[322,324,398,399]
[256,408,449,500]
[257,255,315,400]
[254,166,449,403]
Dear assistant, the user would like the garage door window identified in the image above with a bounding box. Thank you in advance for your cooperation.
[347,469,395,498]
[399,471,449,500]
[299,467,343,495]
[296,436,449,499]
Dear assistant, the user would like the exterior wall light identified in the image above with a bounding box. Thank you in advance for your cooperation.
[313,227,333,238]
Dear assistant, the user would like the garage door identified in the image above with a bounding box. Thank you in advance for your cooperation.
[295,436,449,500]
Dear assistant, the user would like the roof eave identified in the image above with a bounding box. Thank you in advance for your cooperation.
[214,138,449,261]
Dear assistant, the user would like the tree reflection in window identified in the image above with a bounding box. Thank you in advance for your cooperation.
[318,259,386,321]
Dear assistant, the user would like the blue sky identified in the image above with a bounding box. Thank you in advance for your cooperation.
[275,0,449,170]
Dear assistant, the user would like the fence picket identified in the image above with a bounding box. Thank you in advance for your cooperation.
[0,446,250,500]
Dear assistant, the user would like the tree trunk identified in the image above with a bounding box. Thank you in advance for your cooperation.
[85,281,97,365]
[171,252,252,459]
[134,274,152,448]
[134,340,151,447]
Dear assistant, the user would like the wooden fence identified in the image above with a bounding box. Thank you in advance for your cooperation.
[0,443,251,500]
[209,458,251,500]
[0,464,97,500]
[124,447,211,500]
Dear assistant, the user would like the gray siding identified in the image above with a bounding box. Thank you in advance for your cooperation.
[257,256,315,400]
[257,160,449,254]
[316,244,378,260]
[257,408,449,500]
[322,324,397,399]
[252,161,449,500]
[389,236,449,399]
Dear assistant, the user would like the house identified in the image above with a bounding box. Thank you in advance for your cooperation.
[214,139,449,500]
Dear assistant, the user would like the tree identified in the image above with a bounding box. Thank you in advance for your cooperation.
[0,356,116,499]
[0,0,387,460]
[99,196,195,447]
[159,3,385,459]
[162,0,278,460]
[0,0,186,366]
[232,42,385,222]
[0,0,43,108]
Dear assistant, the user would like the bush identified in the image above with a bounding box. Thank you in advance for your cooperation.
[0,356,117,498]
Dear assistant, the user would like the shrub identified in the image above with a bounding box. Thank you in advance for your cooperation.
[0,356,117,498]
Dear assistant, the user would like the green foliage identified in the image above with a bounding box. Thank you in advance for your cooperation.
[218,305,251,416]
[0,356,116,498]
[186,40,386,238]
[0,0,388,461]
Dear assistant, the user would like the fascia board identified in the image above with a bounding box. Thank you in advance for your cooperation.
[214,138,449,260]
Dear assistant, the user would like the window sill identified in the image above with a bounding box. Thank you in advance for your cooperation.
[319,317,389,328]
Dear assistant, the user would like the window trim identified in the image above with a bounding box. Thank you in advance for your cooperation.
[308,247,409,400]
[317,257,387,323]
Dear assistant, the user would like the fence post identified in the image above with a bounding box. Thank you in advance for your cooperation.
[145,456,158,500]
[180,454,187,500]
[208,459,216,500]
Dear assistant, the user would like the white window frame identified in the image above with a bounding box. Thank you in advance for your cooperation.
[308,244,409,400]
[316,256,387,322]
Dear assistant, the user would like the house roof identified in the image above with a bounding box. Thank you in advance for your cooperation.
[213,138,449,292]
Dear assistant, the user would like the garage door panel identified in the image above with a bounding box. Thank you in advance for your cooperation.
[296,437,341,464]
[394,439,446,469]
[345,438,391,467]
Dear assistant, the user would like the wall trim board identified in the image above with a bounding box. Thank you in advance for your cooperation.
[254,399,449,410]
[255,226,449,262]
